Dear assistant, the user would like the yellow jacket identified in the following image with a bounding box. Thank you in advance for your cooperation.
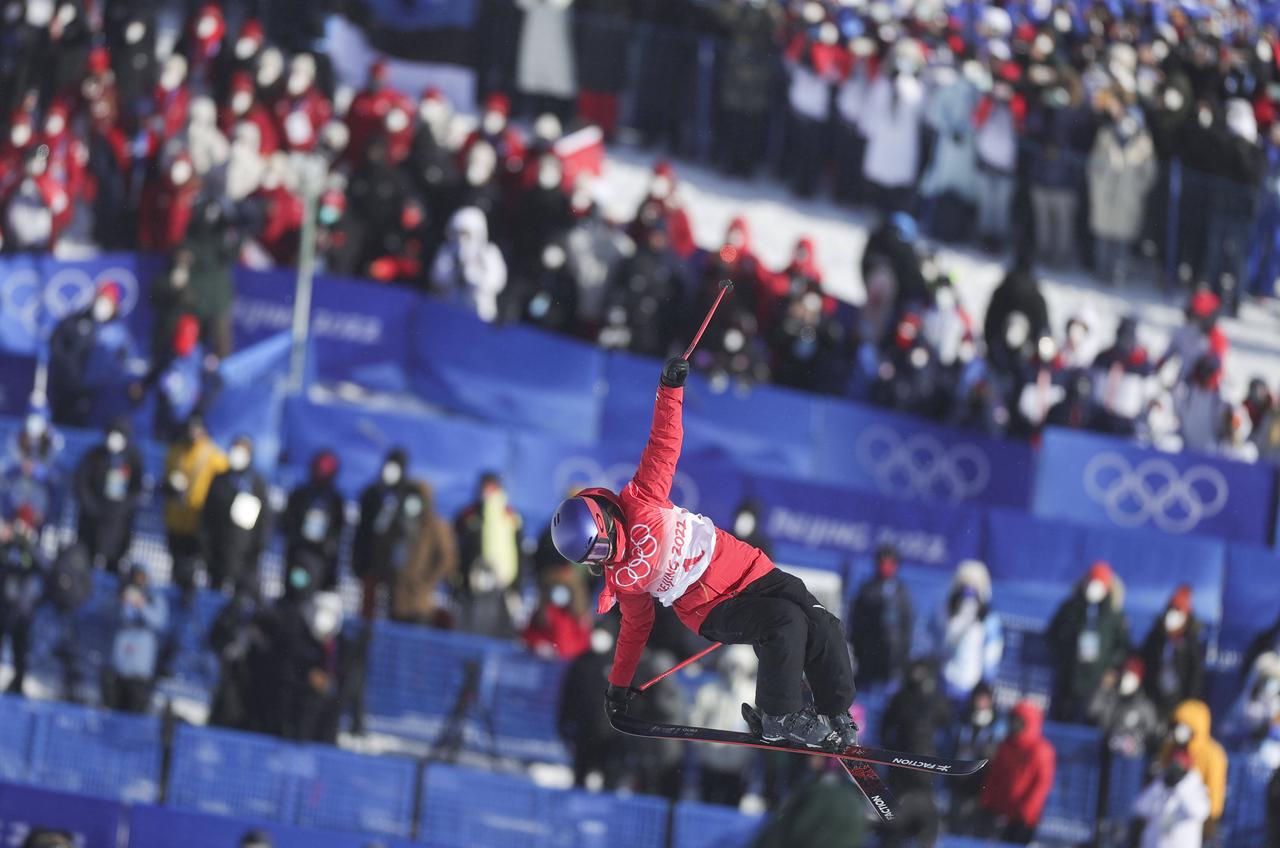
[1159,699,1228,820]
[163,436,228,536]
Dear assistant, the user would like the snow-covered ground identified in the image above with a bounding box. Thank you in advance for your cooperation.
[596,145,1280,404]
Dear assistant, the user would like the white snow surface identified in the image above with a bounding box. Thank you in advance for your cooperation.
[595,146,1280,404]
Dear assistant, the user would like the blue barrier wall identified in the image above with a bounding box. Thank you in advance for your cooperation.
[0,782,125,848]
[1034,428,1277,545]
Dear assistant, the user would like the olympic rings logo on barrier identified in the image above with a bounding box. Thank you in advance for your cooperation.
[0,266,140,337]
[552,456,701,511]
[1082,452,1229,534]
[854,425,991,503]
[615,523,657,588]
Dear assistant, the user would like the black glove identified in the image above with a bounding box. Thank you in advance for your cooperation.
[660,357,689,388]
[605,684,640,717]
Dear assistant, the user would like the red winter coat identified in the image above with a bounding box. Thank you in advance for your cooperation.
[346,86,416,165]
[981,701,1056,827]
[522,604,591,659]
[593,385,774,687]
[273,89,333,152]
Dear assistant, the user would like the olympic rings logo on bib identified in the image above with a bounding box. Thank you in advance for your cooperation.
[614,523,658,588]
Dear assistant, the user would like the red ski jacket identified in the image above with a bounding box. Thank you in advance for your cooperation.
[590,385,774,688]
[981,701,1056,827]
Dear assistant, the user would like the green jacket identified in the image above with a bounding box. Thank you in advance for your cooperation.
[751,774,868,848]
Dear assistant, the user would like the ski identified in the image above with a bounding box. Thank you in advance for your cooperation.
[839,758,899,824]
[737,703,901,824]
[608,712,987,776]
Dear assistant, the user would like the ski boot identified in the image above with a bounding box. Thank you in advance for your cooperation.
[743,703,840,751]
[828,711,859,749]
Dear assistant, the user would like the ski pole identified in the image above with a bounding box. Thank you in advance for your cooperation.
[681,280,734,361]
[638,641,723,692]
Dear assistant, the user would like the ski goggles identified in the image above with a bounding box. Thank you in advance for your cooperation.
[580,497,616,565]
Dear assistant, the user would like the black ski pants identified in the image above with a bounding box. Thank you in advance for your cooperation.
[699,569,856,716]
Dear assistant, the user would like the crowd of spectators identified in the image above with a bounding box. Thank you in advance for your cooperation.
[4,1,1280,465]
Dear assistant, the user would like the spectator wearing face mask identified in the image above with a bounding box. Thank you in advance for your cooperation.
[314,187,365,277]
[74,419,144,574]
[185,197,243,359]
[1157,289,1228,390]
[972,56,1024,253]
[1091,316,1160,430]
[162,416,228,596]
[1131,748,1211,848]
[387,480,458,628]
[782,27,838,198]
[0,507,45,696]
[860,43,926,214]
[139,153,200,252]
[454,472,524,629]
[146,314,218,441]
[208,576,269,731]
[979,700,1056,845]
[848,544,914,690]
[47,282,142,428]
[281,451,346,591]
[429,206,508,323]
[1157,700,1227,832]
[557,625,626,790]
[1202,98,1266,314]
[218,71,280,155]
[272,53,331,154]
[920,55,980,241]
[514,0,577,123]
[522,576,590,659]
[406,89,461,212]
[598,218,685,358]
[1048,561,1131,722]
[1,409,61,536]
[982,259,1050,384]
[882,659,952,794]
[275,591,347,743]
[461,93,526,188]
[104,564,168,713]
[929,559,1003,702]
[1090,656,1163,760]
[1141,586,1206,720]
[354,449,418,618]
[3,142,70,254]
[1086,87,1157,286]
[948,682,1002,835]
[344,61,415,168]
[687,645,760,807]
[202,436,272,593]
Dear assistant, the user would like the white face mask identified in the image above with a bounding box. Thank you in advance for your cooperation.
[733,511,757,538]
[482,110,505,136]
[287,68,311,96]
[24,414,44,439]
[11,123,31,147]
[44,114,65,136]
[382,462,402,486]
[235,36,257,60]
[385,108,409,133]
[541,243,566,270]
[308,595,343,640]
[231,91,252,115]
[1005,313,1030,349]
[1119,671,1140,696]
[650,175,672,200]
[160,61,185,92]
[590,628,614,654]
[171,159,193,185]
[972,707,994,727]
[104,431,125,453]
[125,20,145,44]
[1085,579,1107,605]
[92,297,114,322]
[1165,609,1187,632]
[419,99,447,126]
[1172,723,1193,746]
[549,585,572,608]
[228,445,251,471]
[538,161,562,190]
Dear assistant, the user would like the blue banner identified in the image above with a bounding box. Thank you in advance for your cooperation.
[232,270,417,393]
[749,473,986,569]
[1220,545,1280,653]
[0,353,35,416]
[205,331,298,472]
[813,399,1033,508]
[1033,427,1277,545]
[0,253,162,356]
[128,803,414,848]
[409,299,606,445]
[0,782,125,848]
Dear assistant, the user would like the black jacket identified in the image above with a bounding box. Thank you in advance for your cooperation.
[849,577,914,687]
[74,443,145,561]
[1047,589,1130,716]
[1140,616,1205,717]
[202,469,272,586]
[282,479,347,587]
[353,479,419,579]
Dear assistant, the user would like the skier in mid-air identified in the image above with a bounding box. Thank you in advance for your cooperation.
[550,356,858,751]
